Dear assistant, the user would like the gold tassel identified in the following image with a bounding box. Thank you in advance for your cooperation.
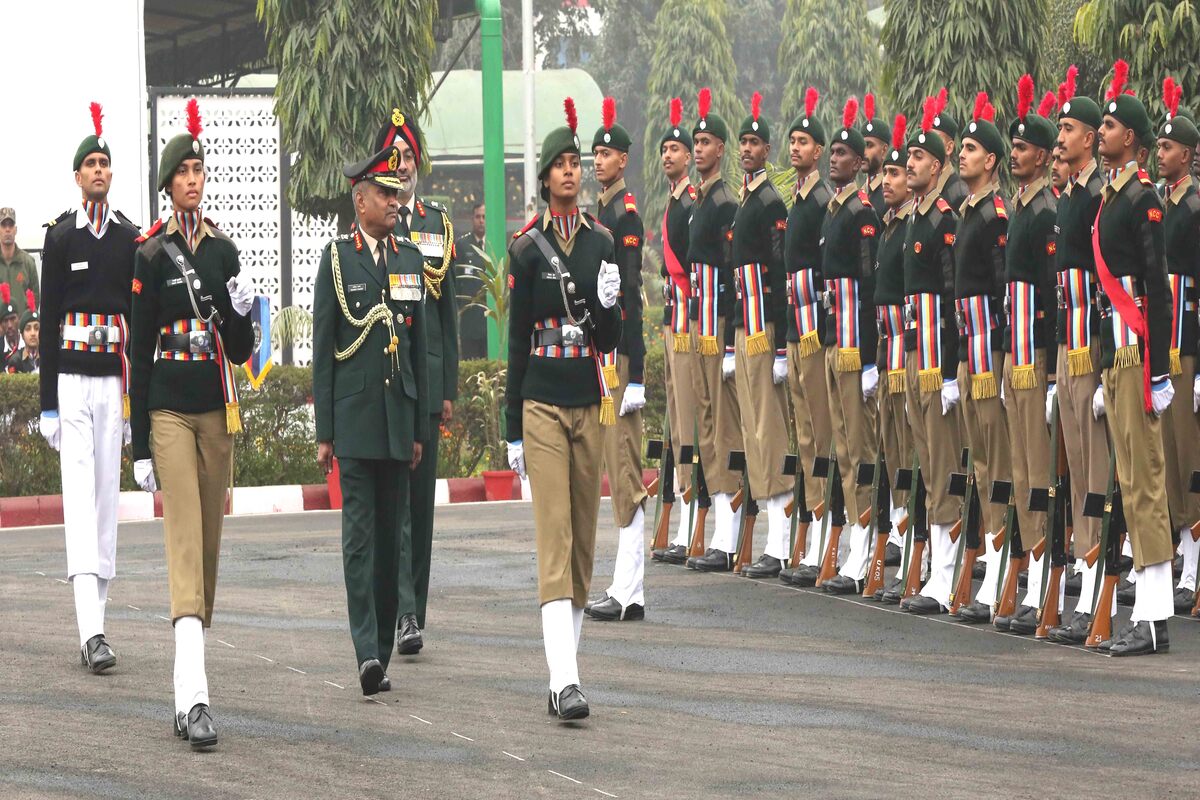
[798,330,821,358]
[601,363,619,390]
[122,394,130,420]
[1170,348,1182,377]
[888,369,905,395]
[744,331,770,356]
[1067,346,1093,377]
[599,396,616,425]
[836,347,861,372]
[1113,344,1141,369]
[226,402,243,434]
[971,371,997,400]
[673,332,691,353]
[1010,364,1038,390]
[918,368,942,394]
[697,335,719,356]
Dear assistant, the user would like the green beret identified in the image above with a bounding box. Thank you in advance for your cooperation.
[908,126,946,163]
[1160,114,1200,148]
[593,123,632,152]
[884,143,908,169]
[933,110,959,140]
[833,124,866,158]
[737,93,771,143]
[660,116,693,152]
[1105,94,1154,146]
[158,99,206,192]
[1008,113,1056,152]
[966,118,1007,157]
[19,306,38,330]
[538,100,583,202]
[1059,96,1103,130]
[862,116,891,144]
[73,103,110,172]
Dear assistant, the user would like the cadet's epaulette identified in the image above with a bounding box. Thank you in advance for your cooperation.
[424,198,447,214]
[395,234,420,252]
[1137,169,1154,187]
[935,197,952,214]
[624,192,638,214]
[135,218,165,243]
[857,189,871,207]
[512,214,540,240]
[415,199,426,218]
[203,217,221,231]
[687,184,697,201]
[44,209,73,228]
[113,210,141,231]
[993,194,1008,219]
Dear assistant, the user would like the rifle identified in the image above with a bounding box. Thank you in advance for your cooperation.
[785,454,813,565]
[1083,448,1122,648]
[646,410,673,552]
[686,445,711,558]
[861,450,894,598]
[728,450,757,573]
[815,452,849,586]
[897,453,928,600]
[989,477,1023,619]
[1032,405,1069,638]
[947,447,981,614]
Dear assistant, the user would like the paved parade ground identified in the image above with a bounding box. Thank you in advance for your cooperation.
[3,501,1200,799]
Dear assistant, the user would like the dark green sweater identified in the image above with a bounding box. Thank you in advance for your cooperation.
[903,191,959,380]
[1165,177,1200,356]
[686,175,738,329]
[953,187,1007,360]
[820,185,879,362]
[1054,162,1104,343]
[1004,180,1058,371]
[731,173,788,353]
[875,204,909,307]
[596,182,646,383]
[784,172,832,343]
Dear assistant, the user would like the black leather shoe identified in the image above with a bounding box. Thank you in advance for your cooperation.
[1115,578,1135,607]
[1064,570,1082,597]
[884,542,902,566]
[379,675,391,692]
[81,634,116,674]
[548,684,590,720]
[359,658,385,695]
[787,564,820,587]
[903,595,946,615]
[178,703,217,749]
[1047,611,1092,644]
[1174,586,1196,615]
[660,544,688,565]
[879,576,905,604]
[822,575,863,595]
[993,612,1012,631]
[584,593,610,615]
[397,614,423,655]
[689,548,733,572]
[972,560,987,580]
[1008,605,1039,635]
[587,596,645,621]
[954,601,991,624]
[778,566,803,584]
[1110,619,1169,656]
[741,554,784,579]
[1117,555,1133,574]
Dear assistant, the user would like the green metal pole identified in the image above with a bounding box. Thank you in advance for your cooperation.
[477,0,505,360]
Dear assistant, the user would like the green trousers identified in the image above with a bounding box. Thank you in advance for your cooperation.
[339,457,409,669]
[399,414,440,628]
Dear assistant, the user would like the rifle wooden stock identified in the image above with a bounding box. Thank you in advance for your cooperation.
[1029,536,1046,562]
[1036,562,1064,639]
[730,488,744,514]
[682,485,695,504]
[789,520,810,565]
[1085,573,1118,648]
[858,508,872,528]
[734,510,757,574]
[651,499,673,551]
[948,546,980,615]
[1192,584,1200,617]
[863,529,889,597]
[1082,541,1102,569]
[994,555,1024,618]
[1191,519,1200,543]
[687,505,708,558]
[947,518,962,545]
[900,539,925,599]
[815,523,844,586]
[990,527,1006,550]
[645,476,660,497]
[896,513,909,535]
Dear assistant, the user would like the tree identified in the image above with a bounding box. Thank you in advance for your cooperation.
[432,0,596,71]
[1074,0,1200,120]
[881,0,1048,134]
[1043,0,1106,101]
[257,0,435,228]
[641,0,740,224]
[730,0,788,118]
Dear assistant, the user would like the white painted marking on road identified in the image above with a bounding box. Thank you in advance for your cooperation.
[548,770,581,785]
[323,680,344,689]
[370,698,387,706]
[216,639,235,648]
[255,654,275,663]
[56,579,69,584]
[451,731,474,741]
[34,571,45,576]
[593,790,619,798]
[155,614,171,621]
[287,666,307,675]
[409,714,432,725]
[127,605,141,611]
[502,751,525,762]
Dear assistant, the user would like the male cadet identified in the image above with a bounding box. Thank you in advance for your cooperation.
[778,88,837,586]
[38,103,140,672]
[728,92,792,579]
[861,93,889,212]
[1090,60,1176,655]
[5,296,39,373]
[587,97,650,621]
[930,88,970,211]
[1154,82,1200,613]
[376,109,457,656]
[899,97,963,615]
[946,92,1010,623]
[684,89,745,572]
[0,284,19,361]
[651,98,700,563]
[1046,66,1109,645]
[812,98,880,594]
[314,143,429,694]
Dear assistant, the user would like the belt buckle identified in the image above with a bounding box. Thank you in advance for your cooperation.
[1055,285,1067,309]
[955,310,967,331]
[876,319,887,337]
[87,326,109,346]
[560,324,585,347]
[822,290,834,310]
[189,331,213,354]
[1003,295,1012,316]
[903,303,915,325]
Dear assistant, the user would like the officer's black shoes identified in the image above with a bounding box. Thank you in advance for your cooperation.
[903,595,946,615]
[822,575,863,595]
[587,596,644,621]
[359,658,385,695]
[659,544,688,565]
[953,601,991,624]
[1064,570,1082,597]
[397,614,423,655]
[1173,586,1195,615]
[884,542,902,567]
[1007,605,1039,635]
[879,576,905,604]
[786,564,820,587]
[689,549,733,572]
[174,703,217,750]
[741,554,784,579]
[1110,620,1169,657]
[379,675,392,692]
[1047,611,1092,644]
[584,593,610,614]
[548,684,590,721]
[81,634,116,674]
[1115,578,1136,607]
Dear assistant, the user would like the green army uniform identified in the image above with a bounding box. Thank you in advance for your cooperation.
[0,216,40,318]
[875,190,914,524]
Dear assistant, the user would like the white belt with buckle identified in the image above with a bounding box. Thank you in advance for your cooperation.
[61,324,121,346]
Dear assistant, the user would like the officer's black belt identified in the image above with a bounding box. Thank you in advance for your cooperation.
[160,331,216,355]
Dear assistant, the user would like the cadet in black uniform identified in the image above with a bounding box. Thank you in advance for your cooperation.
[930,88,969,211]
[861,93,889,213]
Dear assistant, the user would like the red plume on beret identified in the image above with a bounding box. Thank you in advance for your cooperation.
[0,283,9,305]
[751,91,762,121]
[186,98,202,140]
[920,96,937,133]
[842,96,858,129]
[805,87,819,119]
[602,96,616,131]
[935,87,948,115]
[972,92,988,123]
[864,93,875,122]
[1057,81,1069,109]
[25,289,34,313]
[698,87,712,120]
[563,97,577,133]
[1106,59,1129,100]
[1164,77,1182,119]
[1017,74,1034,122]
[670,97,682,128]
[1038,91,1057,118]
[90,102,103,137]
[983,102,995,122]
[1064,64,1078,101]
[892,113,907,151]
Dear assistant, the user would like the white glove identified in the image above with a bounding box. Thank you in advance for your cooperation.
[1092,384,1106,419]
[861,364,879,400]
[133,459,158,493]
[1151,377,1175,417]
[1193,375,1200,413]
[39,412,61,451]
[226,276,254,317]
[941,378,960,415]
[123,419,131,446]
[772,356,788,385]
[597,260,620,309]
[506,440,526,479]
[619,382,645,416]
[722,352,736,380]
[1045,382,1057,425]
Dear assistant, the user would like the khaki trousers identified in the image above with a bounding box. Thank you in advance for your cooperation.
[1102,364,1175,568]
[602,354,648,527]
[878,377,912,509]
[735,324,792,499]
[826,347,878,519]
[525,400,603,606]
[1161,355,1200,530]
[151,409,232,626]
[788,341,832,510]
[1003,349,1052,545]
[664,327,698,492]
[905,360,962,525]
[958,355,1011,537]
[1057,343,1108,552]
[690,321,743,494]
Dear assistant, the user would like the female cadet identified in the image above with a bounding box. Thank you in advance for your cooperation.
[505,99,623,720]
[129,99,255,748]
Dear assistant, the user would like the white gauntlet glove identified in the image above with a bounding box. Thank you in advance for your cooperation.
[506,440,526,479]
[1151,377,1175,417]
[722,352,736,380]
[133,459,158,493]
[619,382,646,416]
[772,356,788,385]
[941,378,960,415]
[1092,385,1106,420]
[226,276,254,317]
[1193,375,1200,413]
[861,364,879,400]
[597,261,620,309]
[39,412,61,451]
[1045,382,1057,425]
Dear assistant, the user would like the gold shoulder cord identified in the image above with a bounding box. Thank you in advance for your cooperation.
[331,242,399,368]
[423,213,454,299]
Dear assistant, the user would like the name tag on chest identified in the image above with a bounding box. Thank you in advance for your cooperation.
[411,231,444,258]
[347,282,367,293]
[390,272,423,302]
[165,277,185,287]
[71,261,88,272]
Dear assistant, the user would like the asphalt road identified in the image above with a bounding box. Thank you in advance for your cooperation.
[2,501,1198,799]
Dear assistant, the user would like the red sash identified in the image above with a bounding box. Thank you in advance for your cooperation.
[1092,202,1151,412]
[661,205,690,295]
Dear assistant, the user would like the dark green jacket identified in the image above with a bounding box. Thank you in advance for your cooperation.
[952,186,1007,359]
[820,184,879,362]
[874,202,910,308]
[730,170,789,352]
[1004,178,1058,369]
[903,190,959,380]
[129,218,254,461]
[596,180,646,383]
[313,230,430,461]
[686,174,738,328]
[399,198,459,412]
[784,170,833,342]
[1054,161,1104,344]
[1164,177,1200,356]
[660,179,695,326]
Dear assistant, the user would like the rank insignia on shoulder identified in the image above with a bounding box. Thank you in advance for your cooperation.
[1147,208,1163,223]
[725,230,733,241]
[857,189,871,205]
[774,219,788,231]
[861,224,876,237]
[935,197,952,213]
[415,199,426,218]
[993,195,1007,219]
[944,232,956,245]
[45,209,72,228]
[624,192,637,214]
[623,234,640,247]
[687,185,697,200]
[135,218,164,243]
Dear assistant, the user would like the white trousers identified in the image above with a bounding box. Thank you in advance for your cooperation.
[174,615,209,715]
[606,506,645,607]
[542,599,582,692]
[1177,531,1199,592]
[59,373,123,580]
[838,523,872,581]
[919,523,957,606]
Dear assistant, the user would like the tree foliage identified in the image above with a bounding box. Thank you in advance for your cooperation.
[1074,0,1200,120]
[432,0,596,72]
[257,0,435,225]
[1043,0,1106,100]
[730,0,788,118]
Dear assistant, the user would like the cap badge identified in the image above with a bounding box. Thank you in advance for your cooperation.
[1018,123,1025,134]
[699,120,707,130]
[97,137,105,148]
[1109,101,1117,113]
[918,133,926,144]
[841,130,848,140]
[751,121,758,131]
[866,123,873,132]
[802,119,809,128]
[1166,123,1174,134]
[969,122,977,133]
[191,140,200,153]
[604,132,611,143]
[890,149,898,159]
[572,135,580,148]
[673,128,680,137]
[388,149,399,170]
[392,108,405,127]
[934,116,941,126]
[1063,101,1072,114]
